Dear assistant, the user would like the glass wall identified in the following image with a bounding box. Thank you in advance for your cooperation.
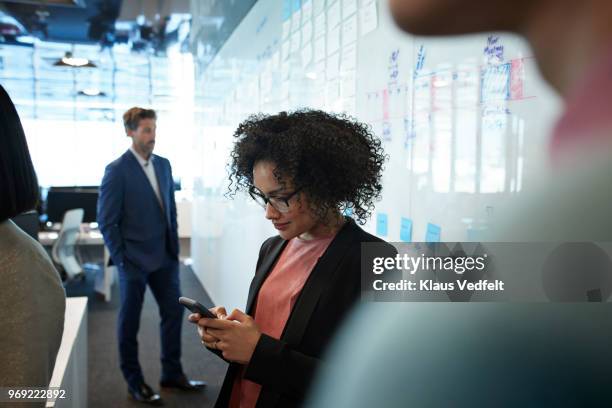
[1,41,198,193]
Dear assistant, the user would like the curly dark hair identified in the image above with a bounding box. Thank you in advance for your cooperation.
[228,109,386,224]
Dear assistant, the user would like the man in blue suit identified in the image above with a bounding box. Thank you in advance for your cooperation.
[97,107,205,405]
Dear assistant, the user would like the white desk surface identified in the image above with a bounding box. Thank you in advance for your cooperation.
[46,297,88,407]
[39,229,104,246]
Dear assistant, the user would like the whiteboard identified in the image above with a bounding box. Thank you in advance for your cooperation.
[190,0,562,308]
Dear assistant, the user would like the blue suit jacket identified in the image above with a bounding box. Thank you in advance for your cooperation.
[97,150,179,272]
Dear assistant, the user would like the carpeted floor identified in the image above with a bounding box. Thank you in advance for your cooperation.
[65,262,227,407]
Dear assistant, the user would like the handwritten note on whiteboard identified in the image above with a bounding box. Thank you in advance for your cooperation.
[327,52,340,79]
[313,0,325,16]
[342,0,357,18]
[341,71,356,97]
[327,0,341,29]
[292,10,301,33]
[360,1,378,36]
[301,0,313,21]
[315,11,326,35]
[341,42,357,71]
[327,26,341,55]
[301,41,313,66]
[342,13,357,46]
[290,31,301,53]
[314,35,326,61]
[303,19,313,43]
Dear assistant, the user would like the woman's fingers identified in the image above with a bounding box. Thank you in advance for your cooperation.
[210,306,228,319]
[197,317,237,330]
[202,332,218,343]
[188,313,201,322]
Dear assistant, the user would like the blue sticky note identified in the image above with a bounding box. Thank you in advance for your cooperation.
[292,0,301,13]
[282,0,292,20]
[400,217,412,242]
[467,227,488,241]
[425,223,441,242]
[376,213,388,237]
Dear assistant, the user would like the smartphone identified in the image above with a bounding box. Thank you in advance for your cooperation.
[178,296,217,319]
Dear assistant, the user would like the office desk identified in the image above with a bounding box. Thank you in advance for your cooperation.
[39,229,104,246]
[46,297,88,408]
[39,229,115,302]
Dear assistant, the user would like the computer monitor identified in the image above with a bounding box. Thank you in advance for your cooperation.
[45,187,99,224]
[11,211,39,241]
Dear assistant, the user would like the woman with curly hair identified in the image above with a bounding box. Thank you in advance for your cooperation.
[189,109,389,408]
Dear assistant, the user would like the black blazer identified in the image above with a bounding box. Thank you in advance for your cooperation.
[213,218,392,408]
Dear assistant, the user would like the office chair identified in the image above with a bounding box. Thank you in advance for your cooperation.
[52,208,84,281]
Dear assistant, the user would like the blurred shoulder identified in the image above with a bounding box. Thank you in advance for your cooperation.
[0,221,64,296]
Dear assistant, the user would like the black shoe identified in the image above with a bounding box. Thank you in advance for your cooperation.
[128,382,164,405]
[160,374,207,391]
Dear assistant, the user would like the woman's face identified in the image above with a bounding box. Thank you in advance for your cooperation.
[252,161,319,240]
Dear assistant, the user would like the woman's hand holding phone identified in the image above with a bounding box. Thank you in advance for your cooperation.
[185,302,261,364]
[186,304,228,349]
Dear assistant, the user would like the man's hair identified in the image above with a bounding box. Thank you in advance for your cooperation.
[0,85,39,223]
[123,107,156,133]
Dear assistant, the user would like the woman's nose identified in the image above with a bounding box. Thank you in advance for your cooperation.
[265,202,280,219]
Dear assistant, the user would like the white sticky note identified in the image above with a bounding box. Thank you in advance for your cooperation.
[314,35,326,61]
[301,41,313,67]
[302,0,313,22]
[326,80,340,103]
[272,51,281,68]
[340,41,357,70]
[281,61,291,80]
[342,13,357,46]
[314,0,326,16]
[282,40,291,60]
[259,71,268,94]
[360,1,378,36]
[343,96,356,115]
[302,19,313,43]
[327,26,340,55]
[342,0,357,19]
[314,86,326,107]
[327,0,341,29]
[281,81,290,100]
[316,59,326,81]
[315,12,326,36]
[340,70,357,96]
[292,10,302,32]
[282,20,291,40]
[291,31,301,53]
[326,52,340,79]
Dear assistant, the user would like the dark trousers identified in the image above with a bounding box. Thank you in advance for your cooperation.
[117,258,184,389]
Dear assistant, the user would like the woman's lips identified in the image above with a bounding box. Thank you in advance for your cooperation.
[273,222,290,231]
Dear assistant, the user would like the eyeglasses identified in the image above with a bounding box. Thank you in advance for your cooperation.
[249,186,301,213]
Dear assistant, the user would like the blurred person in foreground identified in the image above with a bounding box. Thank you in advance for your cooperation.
[0,85,65,400]
[307,0,612,407]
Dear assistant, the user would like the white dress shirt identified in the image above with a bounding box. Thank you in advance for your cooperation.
[129,146,163,210]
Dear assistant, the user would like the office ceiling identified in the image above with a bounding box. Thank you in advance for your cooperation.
[0,0,258,121]
[0,0,122,44]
